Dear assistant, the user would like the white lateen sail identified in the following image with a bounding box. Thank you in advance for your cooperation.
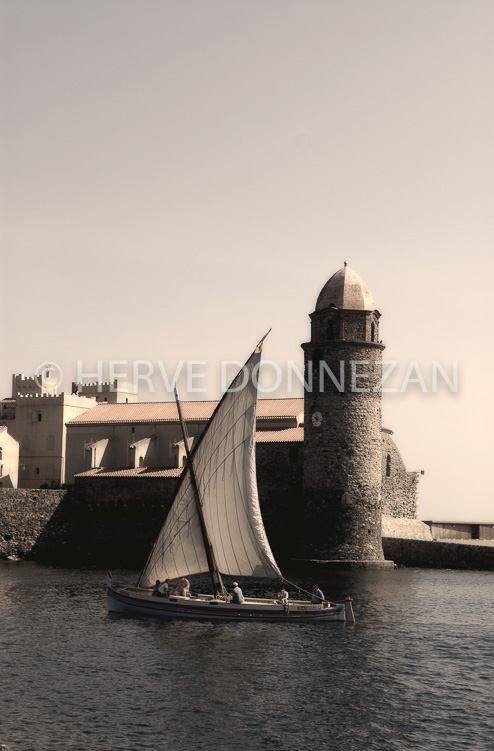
[137,346,281,588]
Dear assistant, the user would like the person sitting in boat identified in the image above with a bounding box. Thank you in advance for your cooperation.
[311,584,325,604]
[173,577,190,597]
[231,582,244,604]
[277,587,289,603]
[152,579,170,597]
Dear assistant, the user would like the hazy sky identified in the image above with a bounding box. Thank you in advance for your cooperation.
[1,0,493,522]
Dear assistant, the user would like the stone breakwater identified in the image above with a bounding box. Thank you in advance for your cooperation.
[382,537,494,571]
[0,487,171,567]
[0,488,70,560]
[1,488,494,570]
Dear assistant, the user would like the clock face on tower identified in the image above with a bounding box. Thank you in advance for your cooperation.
[311,410,323,427]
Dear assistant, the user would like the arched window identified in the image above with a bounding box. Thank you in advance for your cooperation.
[386,454,391,477]
[371,322,375,342]
[22,435,30,450]
[47,435,55,450]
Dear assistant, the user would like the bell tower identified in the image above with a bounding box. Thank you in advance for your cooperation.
[301,264,390,564]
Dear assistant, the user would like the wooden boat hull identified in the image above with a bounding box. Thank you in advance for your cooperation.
[107,585,346,623]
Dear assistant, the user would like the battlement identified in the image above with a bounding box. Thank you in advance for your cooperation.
[14,374,38,382]
[71,379,138,403]
[16,393,60,399]
[13,393,97,410]
[12,373,59,398]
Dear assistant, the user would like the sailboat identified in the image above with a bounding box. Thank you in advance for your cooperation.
[106,336,354,623]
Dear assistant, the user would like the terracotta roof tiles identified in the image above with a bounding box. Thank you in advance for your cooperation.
[75,467,183,479]
[67,397,304,426]
[256,427,304,443]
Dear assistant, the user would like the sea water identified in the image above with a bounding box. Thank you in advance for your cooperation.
[0,562,493,751]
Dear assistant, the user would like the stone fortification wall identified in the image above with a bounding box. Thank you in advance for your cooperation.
[71,476,178,567]
[0,483,176,568]
[3,487,494,571]
[381,433,419,518]
[382,516,432,540]
[256,441,304,560]
[383,537,494,570]
[0,489,71,560]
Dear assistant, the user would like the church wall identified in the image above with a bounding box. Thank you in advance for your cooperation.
[381,432,419,519]
[255,441,304,560]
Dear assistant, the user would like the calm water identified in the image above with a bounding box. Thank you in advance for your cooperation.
[0,563,493,751]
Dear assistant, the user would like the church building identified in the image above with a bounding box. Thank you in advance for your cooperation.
[66,265,420,563]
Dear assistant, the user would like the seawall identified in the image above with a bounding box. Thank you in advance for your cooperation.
[382,537,494,571]
[2,488,494,571]
[0,488,170,567]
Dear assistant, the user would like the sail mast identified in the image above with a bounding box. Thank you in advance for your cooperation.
[174,387,224,596]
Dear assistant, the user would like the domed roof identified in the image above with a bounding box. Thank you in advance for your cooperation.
[315,264,375,311]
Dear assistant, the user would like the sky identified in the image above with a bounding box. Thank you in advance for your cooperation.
[1,0,493,522]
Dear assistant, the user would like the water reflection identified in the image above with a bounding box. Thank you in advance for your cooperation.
[0,563,493,751]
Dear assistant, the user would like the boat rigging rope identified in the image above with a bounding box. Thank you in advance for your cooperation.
[281,577,314,599]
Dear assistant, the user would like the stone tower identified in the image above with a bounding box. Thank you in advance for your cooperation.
[301,264,389,564]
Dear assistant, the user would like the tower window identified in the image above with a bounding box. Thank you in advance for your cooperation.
[327,321,336,341]
[371,322,375,342]
[386,454,391,477]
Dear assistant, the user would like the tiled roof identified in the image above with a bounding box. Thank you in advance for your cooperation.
[256,427,304,443]
[67,397,304,426]
[75,467,183,479]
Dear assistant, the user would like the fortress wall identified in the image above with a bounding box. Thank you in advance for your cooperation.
[256,441,304,559]
[383,537,494,570]
[0,488,70,560]
[2,487,494,571]
[381,432,419,518]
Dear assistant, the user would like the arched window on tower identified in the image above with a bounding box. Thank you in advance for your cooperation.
[386,454,391,477]
[371,322,375,342]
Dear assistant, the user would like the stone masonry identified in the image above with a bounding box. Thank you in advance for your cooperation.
[301,266,387,563]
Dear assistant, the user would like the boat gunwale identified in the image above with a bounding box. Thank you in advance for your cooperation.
[107,585,344,620]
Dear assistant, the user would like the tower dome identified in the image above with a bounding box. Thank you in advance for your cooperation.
[315,264,374,312]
